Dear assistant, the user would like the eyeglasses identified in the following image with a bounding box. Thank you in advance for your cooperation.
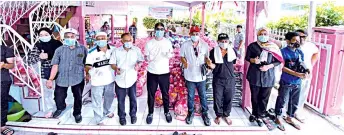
[155,28,164,31]
[194,47,198,57]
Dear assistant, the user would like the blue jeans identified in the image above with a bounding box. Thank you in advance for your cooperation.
[275,81,301,118]
[186,80,208,115]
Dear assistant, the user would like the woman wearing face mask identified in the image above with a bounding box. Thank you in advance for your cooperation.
[144,23,174,125]
[245,27,283,126]
[26,27,63,118]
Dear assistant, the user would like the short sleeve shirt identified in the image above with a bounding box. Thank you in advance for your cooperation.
[281,47,304,84]
[1,45,15,82]
[86,45,116,86]
[144,38,173,74]
[180,40,209,82]
[109,46,144,88]
[300,42,318,70]
[51,44,88,87]
[234,33,245,48]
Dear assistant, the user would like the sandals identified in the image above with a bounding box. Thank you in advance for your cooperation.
[214,117,221,125]
[1,128,14,135]
[223,117,232,125]
[283,117,301,130]
[275,117,285,131]
[106,113,114,118]
[294,115,305,123]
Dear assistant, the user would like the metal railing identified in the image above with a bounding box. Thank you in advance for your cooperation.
[0,1,39,26]
[29,1,71,45]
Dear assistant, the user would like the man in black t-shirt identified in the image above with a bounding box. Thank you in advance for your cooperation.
[1,45,15,135]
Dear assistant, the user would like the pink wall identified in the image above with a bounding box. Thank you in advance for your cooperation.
[242,1,256,109]
[312,27,344,115]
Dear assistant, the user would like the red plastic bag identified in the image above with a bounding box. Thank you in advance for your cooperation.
[174,99,188,121]
[194,95,201,116]
[155,90,163,108]
[169,92,178,110]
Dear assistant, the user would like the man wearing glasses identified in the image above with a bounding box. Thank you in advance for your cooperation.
[180,26,212,126]
[144,23,174,124]
[294,30,318,123]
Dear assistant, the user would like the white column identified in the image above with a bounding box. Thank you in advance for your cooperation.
[308,1,316,39]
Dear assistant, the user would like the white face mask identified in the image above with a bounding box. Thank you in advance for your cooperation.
[218,43,228,49]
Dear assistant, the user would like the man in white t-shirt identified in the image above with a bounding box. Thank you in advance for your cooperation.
[85,32,116,125]
[144,23,174,124]
[295,29,319,122]
[110,33,144,126]
[180,26,211,126]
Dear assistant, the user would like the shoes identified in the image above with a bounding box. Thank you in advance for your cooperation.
[256,118,264,127]
[52,110,64,118]
[185,113,194,125]
[120,118,126,126]
[74,114,82,123]
[146,114,153,124]
[202,113,211,126]
[165,112,172,123]
[131,116,137,124]
[249,115,256,122]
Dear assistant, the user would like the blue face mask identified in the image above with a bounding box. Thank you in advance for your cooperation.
[63,38,76,46]
[39,36,51,42]
[191,36,199,42]
[95,40,107,47]
[124,42,133,48]
[155,30,164,38]
[258,35,269,43]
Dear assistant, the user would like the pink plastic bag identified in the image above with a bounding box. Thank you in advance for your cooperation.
[174,99,188,121]
[155,90,163,108]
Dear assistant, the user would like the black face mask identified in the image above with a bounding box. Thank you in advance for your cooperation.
[290,42,301,48]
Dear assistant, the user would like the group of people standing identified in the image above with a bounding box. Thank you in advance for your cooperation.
[0,22,317,134]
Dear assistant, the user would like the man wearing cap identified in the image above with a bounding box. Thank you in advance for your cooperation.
[85,32,116,125]
[26,27,63,118]
[144,22,174,124]
[110,33,144,126]
[180,26,211,126]
[234,25,245,62]
[208,33,237,125]
[46,28,88,123]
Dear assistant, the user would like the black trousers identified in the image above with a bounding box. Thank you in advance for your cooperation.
[54,81,85,116]
[249,84,272,118]
[147,72,170,114]
[213,78,235,117]
[132,34,136,43]
[115,82,137,119]
[1,81,11,127]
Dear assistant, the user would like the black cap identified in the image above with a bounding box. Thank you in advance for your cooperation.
[37,27,52,35]
[218,33,229,41]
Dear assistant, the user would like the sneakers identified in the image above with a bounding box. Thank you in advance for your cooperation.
[131,116,137,124]
[185,113,194,124]
[146,114,153,124]
[165,112,172,123]
[52,110,64,118]
[120,118,126,126]
[249,115,256,122]
[201,114,211,126]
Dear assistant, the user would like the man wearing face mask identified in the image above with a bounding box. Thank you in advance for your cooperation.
[208,33,237,125]
[274,32,308,131]
[180,26,211,126]
[46,28,88,123]
[144,22,174,124]
[110,33,144,126]
[26,27,63,118]
[85,32,116,125]
[245,27,283,126]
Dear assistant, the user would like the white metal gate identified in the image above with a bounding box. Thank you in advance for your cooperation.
[305,34,332,114]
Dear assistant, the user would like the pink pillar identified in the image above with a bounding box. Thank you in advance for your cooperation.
[201,2,205,35]
[111,15,115,44]
[125,15,128,33]
[76,4,86,45]
[189,7,193,27]
[242,1,256,109]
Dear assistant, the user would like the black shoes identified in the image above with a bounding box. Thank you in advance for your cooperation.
[201,114,211,126]
[249,115,256,122]
[256,118,264,127]
[131,116,137,124]
[120,118,126,126]
[74,114,82,123]
[165,112,172,123]
[146,114,153,124]
[53,110,64,118]
[185,113,194,124]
